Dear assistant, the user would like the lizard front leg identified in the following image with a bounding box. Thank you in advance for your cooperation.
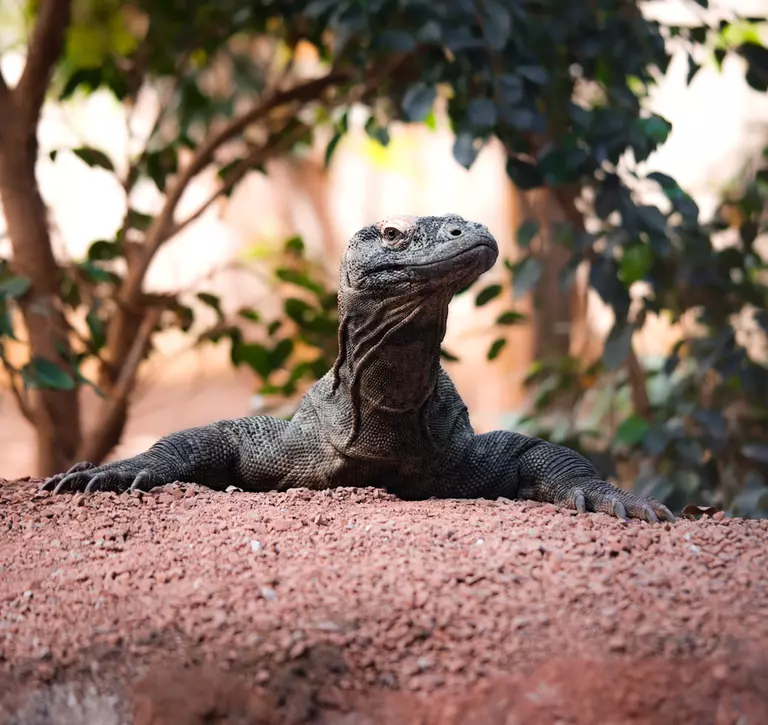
[448,431,675,523]
[41,416,292,494]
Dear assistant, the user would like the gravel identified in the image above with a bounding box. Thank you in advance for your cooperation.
[1,476,767,724]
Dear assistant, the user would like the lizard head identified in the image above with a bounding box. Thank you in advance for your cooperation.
[340,213,499,296]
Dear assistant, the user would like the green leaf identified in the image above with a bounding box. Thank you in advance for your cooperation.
[126,209,154,232]
[0,312,13,339]
[197,292,222,316]
[72,147,114,172]
[475,284,502,306]
[284,236,305,255]
[496,310,526,325]
[376,29,416,52]
[86,310,106,352]
[466,98,497,129]
[237,309,261,322]
[511,257,542,298]
[324,132,343,167]
[284,297,314,324]
[506,157,543,190]
[78,261,115,284]
[518,65,549,85]
[603,321,635,371]
[440,347,459,362]
[270,338,294,368]
[21,357,76,391]
[87,240,122,261]
[516,221,539,248]
[616,415,650,446]
[453,133,482,169]
[619,245,652,285]
[482,0,511,50]
[487,337,507,360]
[0,276,32,299]
[275,268,326,298]
[402,83,437,122]
[232,341,272,378]
[365,116,391,146]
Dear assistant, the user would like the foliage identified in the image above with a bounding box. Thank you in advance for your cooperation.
[198,236,339,399]
[0,0,766,515]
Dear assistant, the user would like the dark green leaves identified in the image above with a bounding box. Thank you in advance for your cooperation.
[0,276,31,299]
[71,147,115,172]
[517,221,539,248]
[602,321,635,371]
[475,284,502,306]
[487,337,507,360]
[453,133,482,169]
[496,310,526,325]
[505,157,543,190]
[616,415,650,446]
[21,357,76,391]
[466,98,497,130]
[510,257,542,298]
[481,0,511,50]
[402,83,436,122]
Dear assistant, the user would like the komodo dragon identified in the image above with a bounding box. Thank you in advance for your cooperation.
[42,214,674,523]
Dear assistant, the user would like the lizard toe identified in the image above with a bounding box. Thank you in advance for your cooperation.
[573,488,587,514]
[41,461,95,492]
[128,470,155,492]
[84,473,110,493]
[611,499,628,521]
[53,471,92,494]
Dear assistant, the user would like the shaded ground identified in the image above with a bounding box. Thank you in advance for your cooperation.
[1,477,767,724]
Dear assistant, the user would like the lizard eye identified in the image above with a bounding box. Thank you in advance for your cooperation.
[381,225,407,248]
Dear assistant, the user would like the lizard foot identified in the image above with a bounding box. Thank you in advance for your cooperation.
[40,460,163,494]
[561,482,675,523]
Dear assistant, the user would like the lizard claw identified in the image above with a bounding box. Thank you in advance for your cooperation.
[40,461,96,492]
[128,471,153,492]
[43,459,163,494]
[612,499,628,521]
[554,481,676,524]
[642,505,659,524]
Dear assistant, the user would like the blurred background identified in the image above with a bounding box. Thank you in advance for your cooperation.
[1,0,767,515]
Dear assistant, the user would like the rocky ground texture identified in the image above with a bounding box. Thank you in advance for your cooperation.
[1,477,767,724]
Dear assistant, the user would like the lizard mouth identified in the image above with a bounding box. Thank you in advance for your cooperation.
[367,238,498,279]
[406,238,498,279]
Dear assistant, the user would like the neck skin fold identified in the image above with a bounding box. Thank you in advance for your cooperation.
[331,285,451,442]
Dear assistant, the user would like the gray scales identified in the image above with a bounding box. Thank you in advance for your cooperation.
[43,214,674,523]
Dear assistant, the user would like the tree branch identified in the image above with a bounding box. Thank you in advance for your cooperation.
[119,55,407,307]
[15,0,72,125]
[171,123,311,238]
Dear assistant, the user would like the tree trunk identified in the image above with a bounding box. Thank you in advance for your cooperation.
[0,124,81,476]
[521,189,573,360]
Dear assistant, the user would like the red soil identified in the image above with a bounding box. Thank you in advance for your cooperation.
[1,477,767,724]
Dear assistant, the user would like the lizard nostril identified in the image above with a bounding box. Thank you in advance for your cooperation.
[449,227,463,237]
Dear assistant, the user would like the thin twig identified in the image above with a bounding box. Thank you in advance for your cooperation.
[171,122,310,236]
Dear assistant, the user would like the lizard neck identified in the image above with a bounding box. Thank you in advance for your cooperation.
[330,284,451,445]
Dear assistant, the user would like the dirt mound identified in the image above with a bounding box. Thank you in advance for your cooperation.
[2,477,767,724]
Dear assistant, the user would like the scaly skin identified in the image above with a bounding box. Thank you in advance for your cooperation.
[42,214,674,523]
